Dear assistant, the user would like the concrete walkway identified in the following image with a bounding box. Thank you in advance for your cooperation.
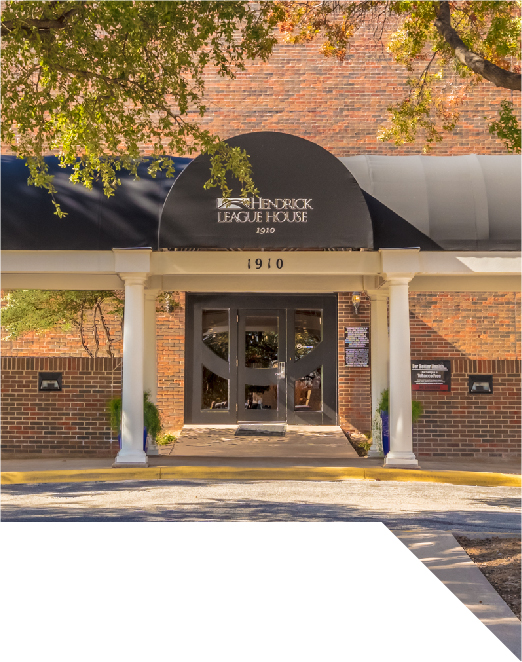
[396,530,521,658]
[2,454,520,474]
[2,425,520,486]
[167,425,359,458]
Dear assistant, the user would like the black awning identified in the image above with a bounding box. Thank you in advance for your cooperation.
[1,156,190,250]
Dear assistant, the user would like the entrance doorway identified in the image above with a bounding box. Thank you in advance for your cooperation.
[185,294,337,425]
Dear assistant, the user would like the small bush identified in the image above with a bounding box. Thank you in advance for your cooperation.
[378,389,423,424]
[106,392,162,440]
[157,434,176,446]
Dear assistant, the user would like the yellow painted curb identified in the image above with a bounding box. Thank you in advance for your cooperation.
[365,468,521,488]
[1,468,161,485]
[158,466,367,482]
[0,466,520,487]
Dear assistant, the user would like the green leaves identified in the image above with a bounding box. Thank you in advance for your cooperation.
[2,1,281,214]
[488,99,521,153]
[1,289,123,357]
[278,1,521,151]
[106,392,163,439]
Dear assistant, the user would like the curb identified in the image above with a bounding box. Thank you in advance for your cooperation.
[1,466,520,487]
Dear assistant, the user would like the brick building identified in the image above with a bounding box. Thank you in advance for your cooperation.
[1,33,520,463]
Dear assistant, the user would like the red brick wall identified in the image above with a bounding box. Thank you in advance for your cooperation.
[156,292,186,433]
[410,293,520,361]
[335,291,521,457]
[1,357,121,456]
[409,292,521,458]
[338,291,372,435]
[191,26,518,157]
[413,360,521,458]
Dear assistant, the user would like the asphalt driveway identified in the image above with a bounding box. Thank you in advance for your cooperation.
[2,478,520,528]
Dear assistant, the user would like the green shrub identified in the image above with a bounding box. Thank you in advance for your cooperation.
[157,434,176,446]
[106,392,162,440]
[378,389,423,424]
[411,399,424,424]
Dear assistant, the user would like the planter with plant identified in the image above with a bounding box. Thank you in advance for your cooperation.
[107,391,162,451]
[377,389,423,455]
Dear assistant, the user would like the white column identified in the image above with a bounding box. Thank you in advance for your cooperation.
[113,273,148,467]
[144,289,160,456]
[367,290,389,458]
[384,276,419,468]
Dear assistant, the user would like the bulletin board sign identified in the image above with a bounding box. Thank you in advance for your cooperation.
[411,361,451,391]
[345,327,369,367]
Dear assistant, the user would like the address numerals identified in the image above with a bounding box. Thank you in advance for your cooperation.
[247,258,284,270]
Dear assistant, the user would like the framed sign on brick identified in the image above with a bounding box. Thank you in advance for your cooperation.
[411,361,451,392]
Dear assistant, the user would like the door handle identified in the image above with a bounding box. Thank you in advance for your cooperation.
[276,362,286,378]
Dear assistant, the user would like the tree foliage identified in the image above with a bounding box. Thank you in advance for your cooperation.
[1,289,124,357]
[487,98,521,152]
[1,1,283,214]
[277,1,521,152]
[2,1,520,214]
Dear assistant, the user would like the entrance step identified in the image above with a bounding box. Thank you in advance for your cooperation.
[236,424,286,437]
[168,425,359,459]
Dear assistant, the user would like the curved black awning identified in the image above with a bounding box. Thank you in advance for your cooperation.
[160,132,374,250]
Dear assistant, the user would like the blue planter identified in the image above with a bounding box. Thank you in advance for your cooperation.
[118,428,148,452]
[380,412,390,455]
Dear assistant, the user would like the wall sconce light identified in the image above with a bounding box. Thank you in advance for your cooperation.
[352,292,361,315]
[38,372,62,391]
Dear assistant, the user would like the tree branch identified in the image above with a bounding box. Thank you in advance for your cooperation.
[1,5,81,37]
[92,302,100,358]
[79,303,94,358]
[434,1,521,91]
[96,302,114,358]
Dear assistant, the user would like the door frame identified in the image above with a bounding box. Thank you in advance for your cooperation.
[185,293,338,425]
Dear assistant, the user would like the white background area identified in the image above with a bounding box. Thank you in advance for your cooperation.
[2,522,518,661]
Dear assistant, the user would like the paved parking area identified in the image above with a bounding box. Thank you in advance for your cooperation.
[2,478,520,528]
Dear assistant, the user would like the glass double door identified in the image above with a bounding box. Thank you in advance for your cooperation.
[186,294,337,425]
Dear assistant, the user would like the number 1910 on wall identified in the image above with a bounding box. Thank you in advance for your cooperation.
[247,258,284,270]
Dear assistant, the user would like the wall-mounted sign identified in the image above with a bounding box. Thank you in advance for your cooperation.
[160,132,373,250]
[411,361,451,391]
[345,327,369,367]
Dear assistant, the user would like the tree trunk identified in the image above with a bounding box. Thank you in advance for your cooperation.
[435,1,521,91]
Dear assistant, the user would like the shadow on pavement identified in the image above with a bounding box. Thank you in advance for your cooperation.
[2,500,520,529]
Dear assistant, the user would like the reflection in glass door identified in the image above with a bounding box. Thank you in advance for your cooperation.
[238,310,286,422]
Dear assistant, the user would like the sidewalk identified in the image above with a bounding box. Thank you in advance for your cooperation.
[2,424,520,486]
[2,454,520,487]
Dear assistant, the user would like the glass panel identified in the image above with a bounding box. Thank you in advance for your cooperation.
[294,367,322,412]
[202,309,229,361]
[202,366,229,410]
[245,384,278,410]
[295,310,322,360]
[245,315,278,368]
